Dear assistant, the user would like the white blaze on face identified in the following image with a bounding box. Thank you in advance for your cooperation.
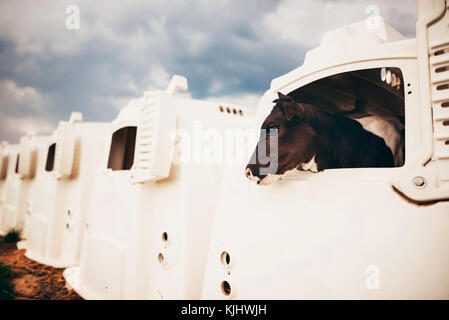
[300,155,318,172]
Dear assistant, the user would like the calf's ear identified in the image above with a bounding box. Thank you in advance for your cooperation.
[277,92,297,121]
[276,92,311,121]
[278,92,294,102]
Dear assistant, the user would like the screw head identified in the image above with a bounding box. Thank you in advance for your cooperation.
[413,176,426,188]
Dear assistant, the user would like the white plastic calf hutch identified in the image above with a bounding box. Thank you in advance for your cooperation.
[202,0,449,299]
[0,142,10,209]
[64,75,254,299]
[0,143,19,235]
[0,135,50,237]
[25,113,109,268]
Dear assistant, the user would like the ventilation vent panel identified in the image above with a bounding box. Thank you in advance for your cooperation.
[53,123,76,179]
[131,91,176,183]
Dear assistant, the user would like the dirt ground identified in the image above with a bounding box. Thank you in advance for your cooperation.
[0,240,81,300]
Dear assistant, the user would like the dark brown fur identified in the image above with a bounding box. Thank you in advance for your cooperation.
[246,92,394,180]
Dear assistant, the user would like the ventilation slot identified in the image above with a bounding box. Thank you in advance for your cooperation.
[436,66,449,73]
[46,143,56,172]
[136,104,156,171]
[434,48,448,56]
[15,154,19,174]
[437,84,449,91]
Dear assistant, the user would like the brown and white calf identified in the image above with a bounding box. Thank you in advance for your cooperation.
[245,92,395,185]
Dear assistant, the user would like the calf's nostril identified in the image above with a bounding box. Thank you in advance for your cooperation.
[245,168,251,177]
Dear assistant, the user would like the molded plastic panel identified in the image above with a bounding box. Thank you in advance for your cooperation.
[82,235,125,300]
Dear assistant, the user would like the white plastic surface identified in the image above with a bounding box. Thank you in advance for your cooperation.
[392,0,449,202]
[202,2,449,299]
[25,116,108,268]
[202,168,449,299]
[0,142,9,207]
[0,136,49,236]
[0,144,19,235]
[66,76,254,299]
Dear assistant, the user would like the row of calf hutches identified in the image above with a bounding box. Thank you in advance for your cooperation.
[0,144,5,210]
[63,75,255,299]
[0,142,19,234]
[0,0,447,300]
[0,136,50,236]
[25,113,109,268]
[0,142,14,222]
[202,1,449,299]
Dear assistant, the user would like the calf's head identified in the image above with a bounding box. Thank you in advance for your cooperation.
[245,92,321,185]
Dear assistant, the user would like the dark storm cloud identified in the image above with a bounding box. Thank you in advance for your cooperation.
[0,0,416,142]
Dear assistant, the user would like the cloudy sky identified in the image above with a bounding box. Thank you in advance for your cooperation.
[0,0,416,142]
